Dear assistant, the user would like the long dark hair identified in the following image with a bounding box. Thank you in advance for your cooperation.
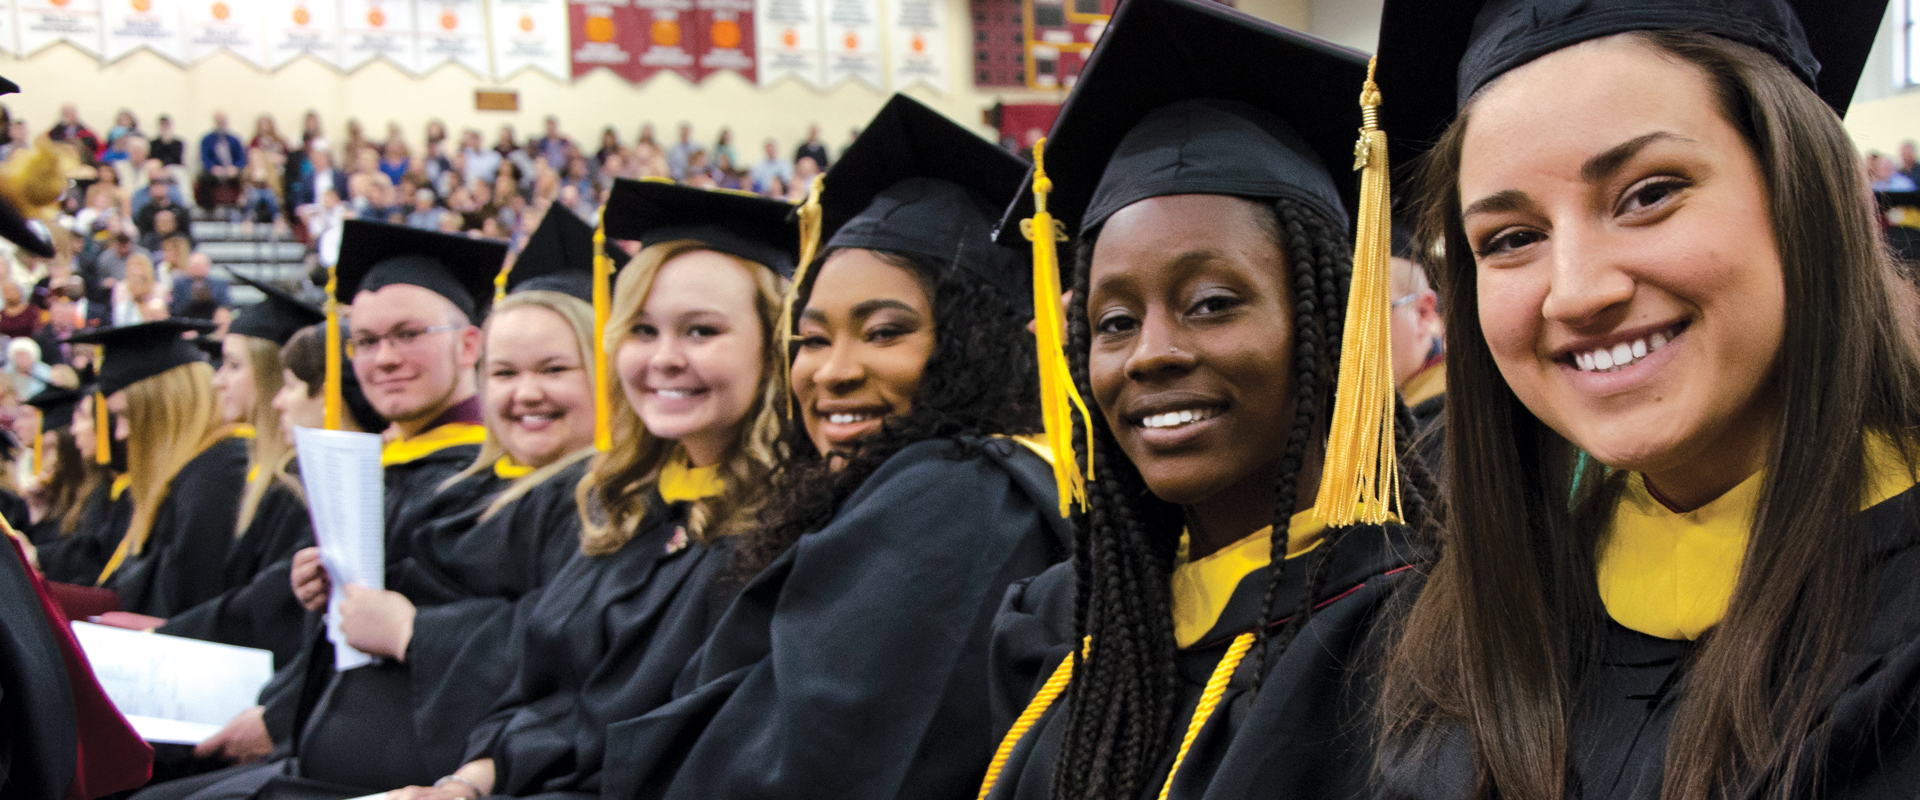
[1048,196,1444,800]
[1375,31,1920,800]
[732,248,1040,578]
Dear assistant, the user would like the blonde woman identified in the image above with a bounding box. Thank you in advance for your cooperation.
[386,183,795,800]
[155,278,324,664]
[66,319,248,619]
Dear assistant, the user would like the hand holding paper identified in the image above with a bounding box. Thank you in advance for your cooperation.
[338,584,416,662]
[293,427,387,670]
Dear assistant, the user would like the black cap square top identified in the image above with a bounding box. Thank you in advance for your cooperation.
[66,318,217,396]
[603,179,801,278]
[1376,0,1890,171]
[226,271,325,346]
[25,386,78,433]
[332,220,508,321]
[0,74,53,259]
[825,94,1031,295]
[994,0,1369,245]
[507,206,634,301]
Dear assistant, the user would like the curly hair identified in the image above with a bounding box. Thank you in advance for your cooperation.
[1046,196,1442,800]
[731,247,1041,578]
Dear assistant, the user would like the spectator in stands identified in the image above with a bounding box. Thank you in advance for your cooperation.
[683,151,718,189]
[0,120,27,160]
[787,155,820,202]
[461,129,500,185]
[138,208,187,253]
[239,159,282,226]
[343,118,368,161]
[596,127,621,165]
[406,188,440,230]
[155,232,191,292]
[169,252,229,320]
[794,123,830,171]
[294,146,347,208]
[713,127,737,168]
[6,339,49,399]
[109,137,150,188]
[131,162,187,217]
[561,155,594,201]
[534,115,571,170]
[0,280,37,338]
[103,110,140,150]
[151,114,184,166]
[1901,141,1919,185]
[668,122,699,181]
[47,104,101,163]
[84,232,140,305]
[301,111,329,152]
[111,253,158,325]
[299,189,348,266]
[35,284,79,366]
[1870,153,1917,192]
[198,111,247,210]
[69,184,126,238]
[418,139,453,195]
[637,123,658,151]
[424,119,447,153]
[378,138,410,185]
[250,115,288,161]
[750,138,793,195]
[494,124,519,159]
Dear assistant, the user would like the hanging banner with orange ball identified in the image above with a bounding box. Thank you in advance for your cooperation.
[263,0,342,70]
[415,0,488,75]
[337,0,415,72]
[489,0,568,81]
[186,0,268,68]
[821,0,880,88]
[693,0,755,83]
[753,0,823,88]
[885,0,943,92]
[632,0,700,83]
[103,0,188,65]
[19,0,105,58]
[569,0,646,81]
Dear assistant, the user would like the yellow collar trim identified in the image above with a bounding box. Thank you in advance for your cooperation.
[381,423,488,467]
[1400,361,1446,407]
[1599,432,1918,640]
[494,456,535,479]
[231,424,256,439]
[109,473,130,501]
[1169,507,1327,649]
[1006,433,1057,467]
[659,451,725,504]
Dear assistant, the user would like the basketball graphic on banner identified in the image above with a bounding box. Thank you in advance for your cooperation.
[585,13,613,42]
[651,17,680,46]
[211,1,229,20]
[293,5,311,25]
[842,30,856,49]
[132,0,152,13]
[519,13,534,32]
[441,9,458,29]
[368,7,384,26]
[711,18,740,48]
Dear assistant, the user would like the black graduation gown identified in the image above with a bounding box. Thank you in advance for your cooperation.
[0,485,32,534]
[33,479,129,585]
[465,492,742,799]
[597,437,1071,800]
[0,535,78,800]
[1376,485,1920,800]
[157,480,315,667]
[102,437,250,618]
[981,522,1416,800]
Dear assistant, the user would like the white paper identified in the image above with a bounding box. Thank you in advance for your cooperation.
[754,0,821,88]
[123,715,221,745]
[487,0,568,80]
[885,0,942,92]
[69,622,274,737]
[293,427,386,671]
[102,0,188,64]
[184,0,265,67]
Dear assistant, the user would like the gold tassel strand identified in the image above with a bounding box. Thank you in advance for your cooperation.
[92,343,110,465]
[1314,57,1401,526]
[1021,139,1094,517]
[323,263,345,431]
[776,175,826,418]
[593,215,613,452]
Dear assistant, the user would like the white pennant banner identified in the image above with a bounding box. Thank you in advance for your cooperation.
[821,0,878,88]
[19,0,103,57]
[487,0,567,80]
[337,0,415,72]
[263,0,341,69]
[884,0,942,92]
[0,1,19,57]
[185,0,267,68]
[414,0,488,75]
[755,0,821,88]
[102,0,188,65]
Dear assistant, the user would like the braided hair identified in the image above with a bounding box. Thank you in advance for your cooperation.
[732,247,1041,578]
[1048,196,1435,800]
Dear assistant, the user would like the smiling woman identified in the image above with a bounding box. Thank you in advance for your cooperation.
[1372,0,1920,798]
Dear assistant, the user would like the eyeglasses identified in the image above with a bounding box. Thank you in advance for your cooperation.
[347,324,461,360]
[1391,293,1422,309]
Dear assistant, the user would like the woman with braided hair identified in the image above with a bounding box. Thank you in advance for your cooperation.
[976,1,1436,799]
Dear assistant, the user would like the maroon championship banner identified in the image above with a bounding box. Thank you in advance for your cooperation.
[570,1,645,81]
[693,0,756,82]
[630,0,700,82]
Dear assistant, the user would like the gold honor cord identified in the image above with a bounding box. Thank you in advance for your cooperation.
[1022,140,1094,517]
[1314,57,1402,527]
[323,263,345,431]
[976,647,1078,800]
[593,216,613,452]
[776,175,826,418]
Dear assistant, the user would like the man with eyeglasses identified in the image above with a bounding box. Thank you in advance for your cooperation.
[1389,221,1448,442]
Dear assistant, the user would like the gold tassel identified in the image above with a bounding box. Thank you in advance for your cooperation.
[323,263,345,431]
[32,427,42,478]
[494,254,512,302]
[592,215,613,452]
[1314,57,1401,526]
[93,389,109,465]
[776,175,826,417]
[1021,140,1094,517]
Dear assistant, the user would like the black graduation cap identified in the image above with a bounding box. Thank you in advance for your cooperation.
[332,220,507,321]
[603,179,800,277]
[1375,0,1890,171]
[823,94,1030,295]
[24,386,78,433]
[505,206,633,301]
[993,0,1367,243]
[227,271,325,345]
[65,319,215,396]
[0,75,52,259]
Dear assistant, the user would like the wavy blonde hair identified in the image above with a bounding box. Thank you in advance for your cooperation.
[233,335,293,536]
[123,362,234,556]
[443,289,601,521]
[575,240,787,557]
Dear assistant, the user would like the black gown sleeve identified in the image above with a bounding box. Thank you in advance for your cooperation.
[33,483,124,585]
[156,483,315,666]
[600,438,1067,800]
[103,438,250,617]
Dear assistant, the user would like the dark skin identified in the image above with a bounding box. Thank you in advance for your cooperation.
[1087,194,1320,559]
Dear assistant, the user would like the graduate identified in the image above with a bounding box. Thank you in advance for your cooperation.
[59,319,251,618]
[149,275,327,665]
[595,94,1068,800]
[1367,0,1920,797]
[974,1,1432,798]
[385,180,798,800]
[21,385,87,546]
[30,388,131,586]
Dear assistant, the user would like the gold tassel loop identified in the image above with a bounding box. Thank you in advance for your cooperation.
[593,216,613,452]
[323,264,345,431]
[776,174,826,417]
[1314,57,1401,527]
[1023,139,1094,518]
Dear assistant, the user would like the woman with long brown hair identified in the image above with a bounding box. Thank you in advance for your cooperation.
[1370,1,1920,797]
